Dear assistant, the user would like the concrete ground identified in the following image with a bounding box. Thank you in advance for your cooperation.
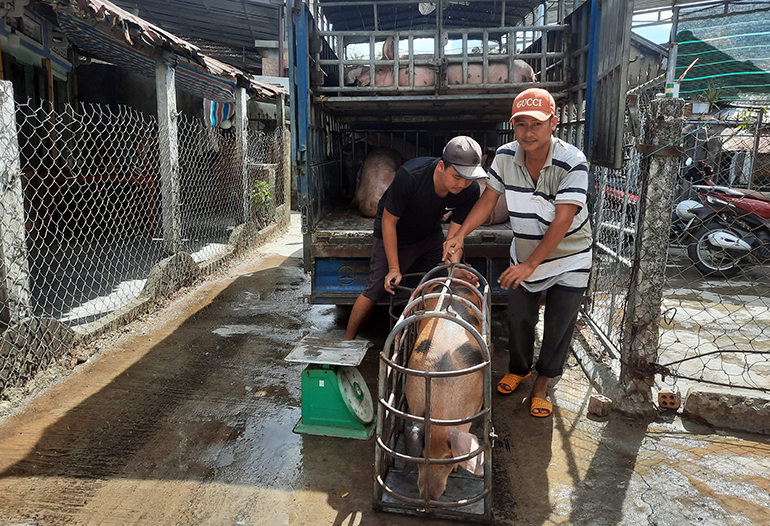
[0,212,769,525]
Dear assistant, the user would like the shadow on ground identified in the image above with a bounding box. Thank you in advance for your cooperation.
[1,253,768,525]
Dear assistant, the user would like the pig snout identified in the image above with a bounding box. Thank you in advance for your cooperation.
[405,281,485,501]
[353,146,403,217]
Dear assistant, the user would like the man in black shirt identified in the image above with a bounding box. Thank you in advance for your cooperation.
[344,136,487,339]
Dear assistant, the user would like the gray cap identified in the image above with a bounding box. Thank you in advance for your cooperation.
[442,136,488,180]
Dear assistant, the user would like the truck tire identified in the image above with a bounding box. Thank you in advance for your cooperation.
[686,220,742,278]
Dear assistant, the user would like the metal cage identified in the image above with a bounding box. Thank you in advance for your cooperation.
[373,263,493,522]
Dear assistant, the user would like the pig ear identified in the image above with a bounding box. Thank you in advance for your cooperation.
[383,36,394,60]
[448,428,484,476]
[403,423,424,475]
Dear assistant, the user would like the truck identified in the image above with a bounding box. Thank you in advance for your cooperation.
[287,0,618,305]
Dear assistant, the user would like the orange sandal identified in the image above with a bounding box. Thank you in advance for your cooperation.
[530,397,553,418]
[496,372,532,394]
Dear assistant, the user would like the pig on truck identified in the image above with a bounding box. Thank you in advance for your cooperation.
[288,0,574,307]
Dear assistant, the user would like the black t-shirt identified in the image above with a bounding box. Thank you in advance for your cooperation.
[373,157,480,245]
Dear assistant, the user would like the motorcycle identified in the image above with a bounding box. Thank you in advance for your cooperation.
[672,171,770,277]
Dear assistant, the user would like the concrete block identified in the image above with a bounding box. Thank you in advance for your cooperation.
[683,387,770,436]
[658,388,681,411]
[588,394,613,417]
[141,252,199,300]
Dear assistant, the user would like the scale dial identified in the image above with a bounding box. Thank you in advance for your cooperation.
[337,366,374,424]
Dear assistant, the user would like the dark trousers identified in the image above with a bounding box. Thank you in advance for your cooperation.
[361,233,443,303]
[507,283,585,379]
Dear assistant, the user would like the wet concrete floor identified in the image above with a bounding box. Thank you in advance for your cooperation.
[0,213,769,525]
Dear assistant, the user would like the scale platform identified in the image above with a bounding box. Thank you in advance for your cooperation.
[286,336,375,440]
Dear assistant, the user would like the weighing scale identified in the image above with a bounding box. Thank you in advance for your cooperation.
[285,336,375,440]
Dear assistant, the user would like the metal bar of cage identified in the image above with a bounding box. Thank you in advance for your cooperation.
[310,0,564,95]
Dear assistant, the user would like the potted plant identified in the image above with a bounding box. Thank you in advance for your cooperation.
[693,82,726,112]
[250,179,273,228]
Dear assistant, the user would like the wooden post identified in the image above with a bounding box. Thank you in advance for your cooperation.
[235,86,250,223]
[0,80,31,329]
[42,58,58,160]
[277,92,290,215]
[749,107,764,190]
[155,57,181,255]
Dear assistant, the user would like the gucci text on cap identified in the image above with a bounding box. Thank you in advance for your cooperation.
[510,88,556,121]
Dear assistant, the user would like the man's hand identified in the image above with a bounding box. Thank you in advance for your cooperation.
[498,203,578,290]
[384,268,402,295]
[452,268,480,288]
[498,262,537,290]
[443,236,465,263]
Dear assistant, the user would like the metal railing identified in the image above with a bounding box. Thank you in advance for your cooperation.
[308,0,566,95]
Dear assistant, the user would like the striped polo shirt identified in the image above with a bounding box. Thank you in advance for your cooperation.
[486,136,592,292]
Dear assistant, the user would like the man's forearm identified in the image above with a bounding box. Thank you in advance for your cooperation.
[455,190,501,239]
[383,231,399,271]
[447,221,462,240]
[382,215,400,271]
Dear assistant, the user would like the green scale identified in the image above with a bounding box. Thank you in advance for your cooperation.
[285,336,375,440]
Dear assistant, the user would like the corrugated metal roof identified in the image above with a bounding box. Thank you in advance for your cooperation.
[720,128,770,152]
[634,0,721,11]
[51,0,286,100]
[317,0,546,33]
[109,0,281,51]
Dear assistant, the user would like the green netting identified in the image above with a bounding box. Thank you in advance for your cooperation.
[676,2,770,101]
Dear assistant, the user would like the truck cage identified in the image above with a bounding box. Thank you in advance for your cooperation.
[305,0,570,121]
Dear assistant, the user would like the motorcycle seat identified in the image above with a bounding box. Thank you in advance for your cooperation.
[738,189,770,203]
[693,184,770,203]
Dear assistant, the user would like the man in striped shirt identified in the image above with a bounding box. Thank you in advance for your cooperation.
[443,88,592,417]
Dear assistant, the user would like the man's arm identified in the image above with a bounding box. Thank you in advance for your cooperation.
[498,202,577,290]
[443,189,501,262]
[445,221,463,262]
[381,209,402,294]
[445,220,481,286]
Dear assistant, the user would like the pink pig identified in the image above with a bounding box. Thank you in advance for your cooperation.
[352,146,404,217]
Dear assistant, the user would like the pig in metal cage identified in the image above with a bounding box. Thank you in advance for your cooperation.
[373,263,493,523]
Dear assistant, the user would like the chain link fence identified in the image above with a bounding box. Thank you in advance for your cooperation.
[662,104,770,395]
[20,101,165,327]
[587,77,660,363]
[587,78,770,400]
[0,82,288,399]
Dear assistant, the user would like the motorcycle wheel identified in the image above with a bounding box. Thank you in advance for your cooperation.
[686,220,742,278]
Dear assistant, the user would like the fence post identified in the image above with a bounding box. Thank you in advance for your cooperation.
[0,80,31,329]
[278,92,291,215]
[619,97,685,415]
[749,106,764,190]
[235,86,250,223]
[155,56,181,255]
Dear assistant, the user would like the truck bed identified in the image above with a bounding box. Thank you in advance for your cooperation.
[310,206,513,304]
[313,206,513,245]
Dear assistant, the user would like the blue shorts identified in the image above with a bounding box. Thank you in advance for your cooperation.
[361,233,443,303]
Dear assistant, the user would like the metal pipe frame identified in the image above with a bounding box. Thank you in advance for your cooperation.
[309,0,565,94]
[374,263,493,521]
